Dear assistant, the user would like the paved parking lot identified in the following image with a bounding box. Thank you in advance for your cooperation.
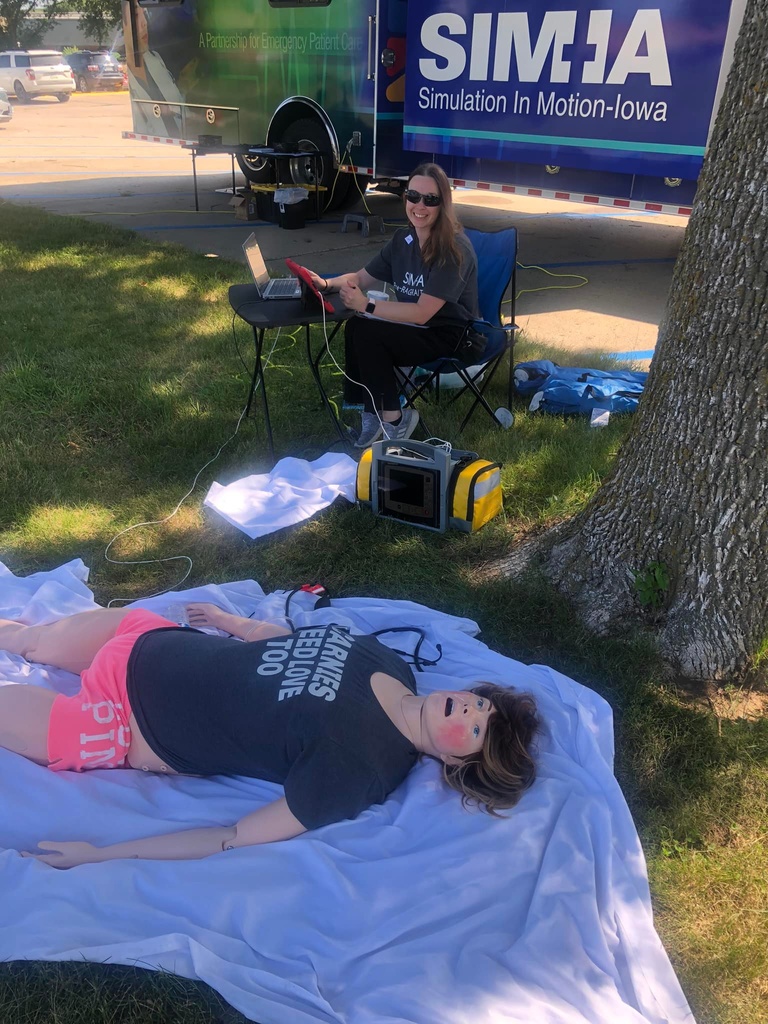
[0,91,687,359]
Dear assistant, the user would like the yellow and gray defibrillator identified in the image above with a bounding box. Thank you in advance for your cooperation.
[356,439,502,533]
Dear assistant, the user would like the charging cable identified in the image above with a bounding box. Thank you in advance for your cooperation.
[103,318,285,606]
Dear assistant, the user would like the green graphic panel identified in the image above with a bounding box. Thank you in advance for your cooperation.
[130,0,374,153]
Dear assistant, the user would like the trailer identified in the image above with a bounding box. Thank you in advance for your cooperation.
[122,0,744,214]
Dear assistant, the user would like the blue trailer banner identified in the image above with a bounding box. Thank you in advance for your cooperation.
[403,0,733,180]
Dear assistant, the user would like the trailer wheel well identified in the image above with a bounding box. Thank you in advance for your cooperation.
[238,105,362,210]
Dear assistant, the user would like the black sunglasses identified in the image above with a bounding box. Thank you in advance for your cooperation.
[404,189,442,207]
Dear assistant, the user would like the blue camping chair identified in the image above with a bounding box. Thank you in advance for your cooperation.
[401,226,519,433]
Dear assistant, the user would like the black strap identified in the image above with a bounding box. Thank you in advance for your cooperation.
[283,585,332,619]
[464,462,502,521]
[447,453,478,513]
[244,584,331,634]
[370,626,443,672]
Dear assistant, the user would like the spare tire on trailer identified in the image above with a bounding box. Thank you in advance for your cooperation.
[282,117,333,188]
[282,117,364,212]
[236,151,273,185]
[237,116,370,209]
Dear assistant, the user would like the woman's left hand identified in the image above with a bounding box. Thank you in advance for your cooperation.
[186,602,227,630]
[339,280,367,312]
[21,841,101,869]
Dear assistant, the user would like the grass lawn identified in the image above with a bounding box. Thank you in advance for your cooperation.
[0,201,766,1024]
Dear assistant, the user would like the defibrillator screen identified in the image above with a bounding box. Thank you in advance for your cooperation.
[377,464,440,529]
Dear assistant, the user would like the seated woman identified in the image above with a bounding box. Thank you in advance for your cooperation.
[308,162,479,448]
[0,604,538,868]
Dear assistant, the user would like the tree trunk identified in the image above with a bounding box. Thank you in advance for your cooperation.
[546,0,768,682]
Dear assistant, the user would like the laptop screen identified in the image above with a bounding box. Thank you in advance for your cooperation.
[242,234,270,291]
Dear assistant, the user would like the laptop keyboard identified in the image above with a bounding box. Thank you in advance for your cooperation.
[267,278,299,297]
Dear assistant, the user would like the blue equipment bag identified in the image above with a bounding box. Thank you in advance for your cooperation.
[513,360,648,416]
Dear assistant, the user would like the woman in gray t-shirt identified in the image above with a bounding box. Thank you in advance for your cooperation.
[307,162,479,449]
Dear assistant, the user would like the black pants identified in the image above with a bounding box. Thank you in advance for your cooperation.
[343,315,465,412]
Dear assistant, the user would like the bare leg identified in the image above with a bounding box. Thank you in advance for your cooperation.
[0,608,133,674]
[0,685,57,765]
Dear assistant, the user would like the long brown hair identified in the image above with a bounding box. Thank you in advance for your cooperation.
[442,683,539,816]
[405,162,464,268]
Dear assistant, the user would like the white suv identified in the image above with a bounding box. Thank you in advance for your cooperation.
[0,50,75,102]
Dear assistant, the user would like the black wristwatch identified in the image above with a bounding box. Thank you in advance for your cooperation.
[365,300,376,314]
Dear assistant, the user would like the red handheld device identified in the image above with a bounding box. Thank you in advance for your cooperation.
[285,259,335,313]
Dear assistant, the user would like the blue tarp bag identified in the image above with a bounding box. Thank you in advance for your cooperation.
[513,360,648,416]
[513,359,560,395]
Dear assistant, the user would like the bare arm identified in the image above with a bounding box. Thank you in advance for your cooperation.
[23,797,307,868]
[185,603,291,641]
[306,267,379,296]
[307,263,445,323]
[339,280,445,325]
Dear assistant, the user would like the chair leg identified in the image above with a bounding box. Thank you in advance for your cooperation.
[457,356,509,432]
[458,376,499,431]
[399,369,436,408]
[507,338,516,409]
[394,367,434,437]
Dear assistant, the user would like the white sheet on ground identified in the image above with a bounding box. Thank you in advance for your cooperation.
[204,453,357,539]
[0,559,694,1024]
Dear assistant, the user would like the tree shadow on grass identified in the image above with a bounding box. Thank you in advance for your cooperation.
[0,961,249,1024]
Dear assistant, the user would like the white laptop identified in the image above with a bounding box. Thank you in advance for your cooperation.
[242,233,302,299]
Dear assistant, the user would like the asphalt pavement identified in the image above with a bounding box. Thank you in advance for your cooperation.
[0,91,687,360]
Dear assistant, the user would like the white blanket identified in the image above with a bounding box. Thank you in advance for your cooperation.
[0,559,694,1024]
[204,453,358,539]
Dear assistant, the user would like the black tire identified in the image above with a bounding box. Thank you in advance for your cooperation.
[77,76,89,93]
[56,92,71,103]
[13,80,29,103]
[236,152,274,185]
[333,173,372,211]
[321,169,353,211]
[281,117,335,194]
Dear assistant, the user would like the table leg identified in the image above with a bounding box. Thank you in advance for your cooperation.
[246,326,275,462]
[191,149,200,212]
[306,322,351,447]
[312,155,321,220]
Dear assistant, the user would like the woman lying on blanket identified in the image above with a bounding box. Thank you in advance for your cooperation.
[0,605,538,868]
[305,161,479,449]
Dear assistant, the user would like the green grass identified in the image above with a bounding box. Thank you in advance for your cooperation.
[1,201,766,1024]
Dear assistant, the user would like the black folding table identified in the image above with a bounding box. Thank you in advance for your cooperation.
[228,285,352,462]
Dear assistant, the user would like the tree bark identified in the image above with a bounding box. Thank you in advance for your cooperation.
[546,0,768,681]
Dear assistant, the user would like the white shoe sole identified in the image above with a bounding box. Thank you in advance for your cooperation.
[354,424,383,449]
[384,411,419,442]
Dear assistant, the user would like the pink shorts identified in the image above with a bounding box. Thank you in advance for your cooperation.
[47,609,179,772]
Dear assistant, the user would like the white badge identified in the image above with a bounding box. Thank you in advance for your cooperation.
[405,234,413,245]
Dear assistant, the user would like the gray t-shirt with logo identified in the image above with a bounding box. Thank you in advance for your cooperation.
[365,228,478,327]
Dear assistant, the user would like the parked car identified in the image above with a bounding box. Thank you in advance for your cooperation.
[0,50,75,102]
[65,50,124,92]
[0,86,11,123]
